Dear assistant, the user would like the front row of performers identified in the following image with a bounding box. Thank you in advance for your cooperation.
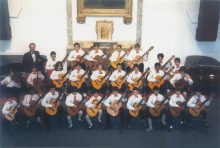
[0,43,214,135]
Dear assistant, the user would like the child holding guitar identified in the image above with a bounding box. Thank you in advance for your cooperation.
[85,92,104,130]
[146,86,168,132]
[45,51,57,84]
[69,63,88,95]
[186,88,213,128]
[2,94,19,135]
[167,88,186,131]
[126,87,145,128]
[65,86,84,129]
[104,87,127,132]
[67,42,87,70]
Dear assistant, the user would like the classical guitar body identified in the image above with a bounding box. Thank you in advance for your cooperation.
[23,100,40,117]
[91,76,106,90]
[128,78,142,91]
[149,101,164,117]
[111,76,126,89]
[129,103,142,117]
[66,102,83,117]
[45,99,61,116]
[86,100,102,117]
[170,101,185,117]
[188,102,205,117]
[71,76,86,89]
[5,107,17,121]
[111,56,125,69]
[107,100,122,116]
[52,74,67,88]
[148,75,165,90]
[175,79,189,91]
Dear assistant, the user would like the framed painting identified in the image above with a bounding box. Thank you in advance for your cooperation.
[77,0,132,24]
[96,20,114,41]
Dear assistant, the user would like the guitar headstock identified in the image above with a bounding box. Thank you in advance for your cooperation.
[169,55,175,61]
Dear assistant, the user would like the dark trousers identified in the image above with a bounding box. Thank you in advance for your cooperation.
[0,86,21,101]
[186,109,207,125]
[105,108,126,129]
[126,109,146,126]
[91,83,107,94]
[166,109,186,127]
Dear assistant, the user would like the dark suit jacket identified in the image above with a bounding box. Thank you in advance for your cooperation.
[23,51,47,72]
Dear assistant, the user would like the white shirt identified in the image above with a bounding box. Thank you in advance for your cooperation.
[127,71,142,83]
[90,70,107,80]
[109,70,126,81]
[22,94,39,107]
[68,49,85,61]
[170,64,182,75]
[45,59,57,70]
[104,93,126,107]
[187,95,210,108]
[27,72,45,86]
[109,50,127,62]
[87,49,105,61]
[31,53,36,63]
[127,49,148,61]
[65,93,82,107]
[85,95,102,108]
[50,70,67,80]
[170,73,193,85]
[146,93,167,108]
[127,94,143,110]
[169,94,185,107]
[2,100,17,115]
[147,69,165,82]
[41,91,59,108]
[1,76,21,88]
[69,69,88,81]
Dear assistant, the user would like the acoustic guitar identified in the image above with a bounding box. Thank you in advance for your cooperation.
[127,46,154,68]
[45,86,66,116]
[23,95,44,117]
[170,101,186,117]
[69,52,88,68]
[70,70,89,89]
[160,55,175,71]
[106,89,128,116]
[128,68,150,91]
[148,66,174,90]
[111,47,132,69]
[188,92,214,117]
[52,67,73,88]
[129,94,145,117]
[111,72,130,89]
[66,93,88,116]
[91,72,110,90]
[148,93,170,117]
[5,103,20,121]
[86,94,106,117]
[87,53,106,71]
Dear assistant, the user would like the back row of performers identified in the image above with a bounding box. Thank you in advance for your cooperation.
[1,42,214,135]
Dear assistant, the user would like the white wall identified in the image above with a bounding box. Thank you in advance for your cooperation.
[72,0,137,41]
[0,0,67,61]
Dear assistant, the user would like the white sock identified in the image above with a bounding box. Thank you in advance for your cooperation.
[67,115,73,127]
[86,114,93,126]
[147,118,153,129]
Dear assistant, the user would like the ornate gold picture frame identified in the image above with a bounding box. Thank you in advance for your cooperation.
[77,0,132,24]
[96,20,114,41]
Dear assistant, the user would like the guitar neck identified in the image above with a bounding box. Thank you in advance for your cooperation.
[80,53,87,59]
[121,72,129,80]
[101,53,106,58]
[160,55,175,70]
[101,73,109,81]
[159,66,174,81]
[137,68,150,83]
[96,96,105,106]
[119,52,127,61]
[137,99,144,106]
[61,54,68,64]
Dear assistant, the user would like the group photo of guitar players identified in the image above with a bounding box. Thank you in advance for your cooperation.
[0,42,214,136]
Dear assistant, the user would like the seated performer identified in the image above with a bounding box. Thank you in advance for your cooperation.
[186,88,213,128]
[127,64,143,93]
[45,51,57,83]
[126,87,145,128]
[85,92,103,130]
[0,68,21,101]
[90,64,107,94]
[167,88,186,131]
[27,66,45,87]
[126,43,148,72]
[104,87,126,132]
[69,63,88,95]
[109,63,127,93]
[2,94,18,135]
[146,86,167,132]
[109,44,127,71]
[170,66,193,93]
[87,43,106,71]
[41,85,64,131]
[68,42,86,70]
[22,88,41,128]
[65,86,83,129]
[170,57,182,76]
[156,53,171,70]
